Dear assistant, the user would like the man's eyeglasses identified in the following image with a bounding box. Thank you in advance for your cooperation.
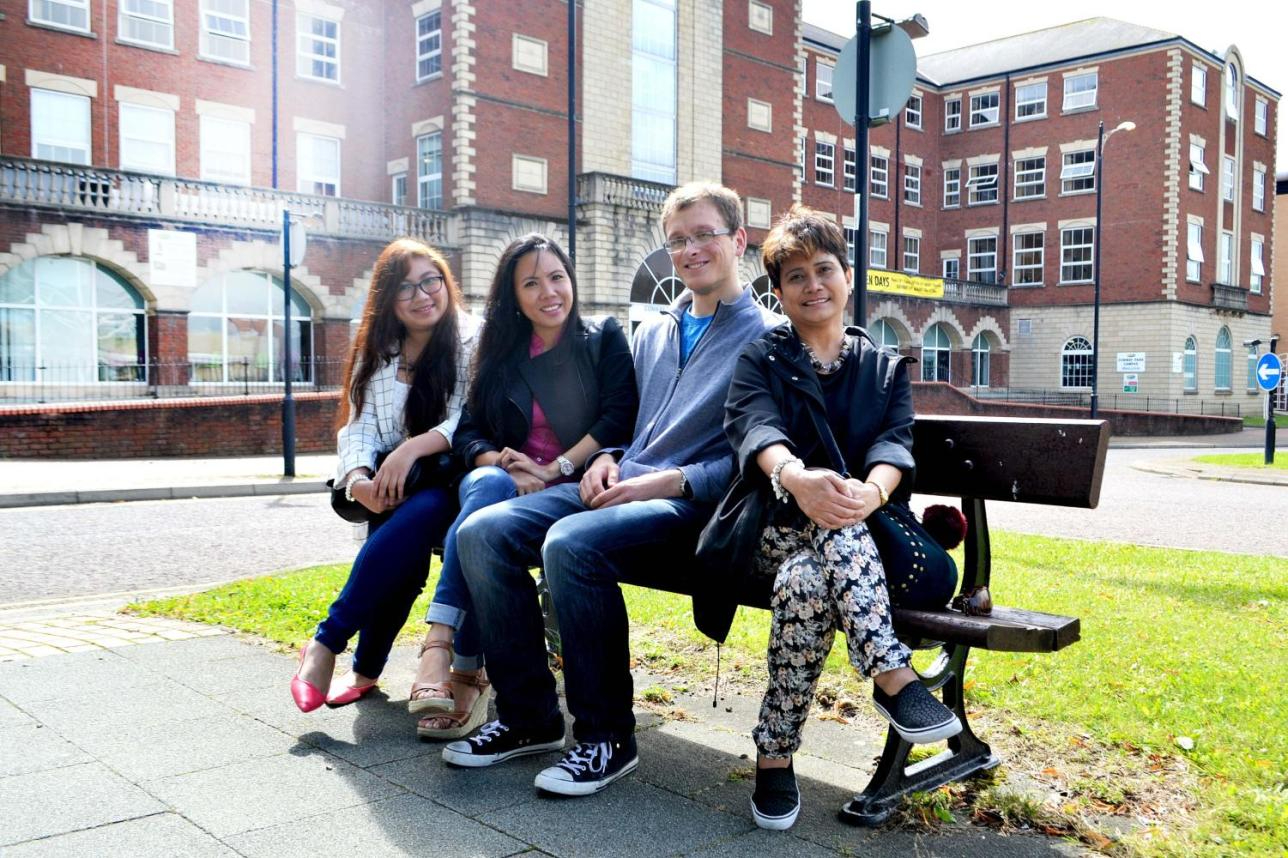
[663,229,731,255]
[396,275,445,301]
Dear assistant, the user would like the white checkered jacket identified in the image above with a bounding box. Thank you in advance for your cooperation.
[334,311,480,480]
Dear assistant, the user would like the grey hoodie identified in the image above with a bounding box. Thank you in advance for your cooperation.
[610,286,781,503]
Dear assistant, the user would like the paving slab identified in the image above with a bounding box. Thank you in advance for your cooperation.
[0,722,93,777]
[683,828,854,857]
[114,638,286,696]
[21,677,230,742]
[476,777,750,858]
[224,793,527,858]
[0,762,164,846]
[3,812,239,857]
[143,750,404,838]
[372,744,567,818]
[0,649,157,705]
[0,696,34,727]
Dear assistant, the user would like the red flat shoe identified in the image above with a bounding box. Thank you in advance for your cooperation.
[326,681,378,707]
[291,645,328,713]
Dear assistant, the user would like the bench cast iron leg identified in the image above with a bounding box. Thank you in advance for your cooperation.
[536,570,562,671]
[839,643,1000,826]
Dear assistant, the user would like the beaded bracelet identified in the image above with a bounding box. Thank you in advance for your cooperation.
[770,457,802,503]
[344,476,370,504]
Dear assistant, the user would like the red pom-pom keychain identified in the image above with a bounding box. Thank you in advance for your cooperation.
[921,504,967,550]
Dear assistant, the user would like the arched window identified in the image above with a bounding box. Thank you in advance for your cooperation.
[748,275,782,314]
[1224,62,1239,118]
[971,333,991,388]
[189,271,313,384]
[1214,327,1232,390]
[1183,336,1197,392]
[1247,345,1258,391]
[0,257,146,383]
[1061,336,1093,388]
[871,319,901,350]
[921,323,951,382]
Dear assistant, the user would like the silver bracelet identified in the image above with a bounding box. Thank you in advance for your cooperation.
[770,457,802,503]
[344,475,370,503]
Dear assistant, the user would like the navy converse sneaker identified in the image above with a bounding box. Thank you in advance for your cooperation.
[750,762,800,830]
[872,681,962,744]
[533,734,638,796]
[441,718,565,768]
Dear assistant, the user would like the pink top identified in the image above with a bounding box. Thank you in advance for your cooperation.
[519,331,575,487]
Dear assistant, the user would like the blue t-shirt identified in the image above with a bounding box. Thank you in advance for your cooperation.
[679,308,714,367]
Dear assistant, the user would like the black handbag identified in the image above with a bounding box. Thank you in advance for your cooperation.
[326,450,459,523]
[695,470,771,579]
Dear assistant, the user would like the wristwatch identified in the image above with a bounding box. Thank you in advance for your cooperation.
[556,455,575,477]
[677,468,694,499]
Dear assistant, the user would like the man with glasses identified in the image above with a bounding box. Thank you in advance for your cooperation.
[444,182,780,795]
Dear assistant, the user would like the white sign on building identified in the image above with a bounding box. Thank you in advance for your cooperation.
[1116,352,1147,373]
[148,229,198,289]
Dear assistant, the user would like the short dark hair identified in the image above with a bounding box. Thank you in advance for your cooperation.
[660,181,743,234]
[761,205,850,289]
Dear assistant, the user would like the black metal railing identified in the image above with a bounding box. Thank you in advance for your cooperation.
[972,387,1248,417]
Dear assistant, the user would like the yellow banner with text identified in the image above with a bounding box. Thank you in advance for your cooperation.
[867,270,944,299]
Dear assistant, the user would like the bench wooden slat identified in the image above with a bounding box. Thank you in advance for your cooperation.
[911,416,1109,508]
[893,605,1080,653]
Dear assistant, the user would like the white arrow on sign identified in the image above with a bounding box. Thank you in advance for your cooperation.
[1260,364,1280,381]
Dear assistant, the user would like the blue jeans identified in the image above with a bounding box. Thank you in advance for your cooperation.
[314,487,456,678]
[424,466,517,670]
[457,482,710,741]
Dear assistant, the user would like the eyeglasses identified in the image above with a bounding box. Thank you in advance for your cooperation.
[662,229,732,255]
[396,275,445,301]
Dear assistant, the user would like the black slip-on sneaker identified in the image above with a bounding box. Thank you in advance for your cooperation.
[750,762,800,830]
[872,681,962,744]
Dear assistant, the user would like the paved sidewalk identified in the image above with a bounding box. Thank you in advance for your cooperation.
[0,624,1086,857]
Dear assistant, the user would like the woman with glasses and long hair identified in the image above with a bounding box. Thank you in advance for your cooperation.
[408,233,637,740]
[291,237,480,713]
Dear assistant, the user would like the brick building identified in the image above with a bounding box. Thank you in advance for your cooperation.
[0,2,1278,445]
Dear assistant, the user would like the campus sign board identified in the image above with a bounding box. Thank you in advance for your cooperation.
[1116,352,1146,373]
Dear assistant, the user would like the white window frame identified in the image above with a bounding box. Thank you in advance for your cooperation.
[943,257,960,280]
[972,333,991,388]
[296,13,341,84]
[1254,98,1268,136]
[1221,156,1236,202]
[120,0,175,50]
[1061,336,1094,389]
[903,163,921,205]
[1063,71,1098,111]
[1015,81,1047,120]
[905,94,922,129]
[29,0,90,33]
[1060,226,1095,284]
[30,89,92,165]
[1012,231,1044,285]
[391,173,407,207]
[1186,221,1204,282]
[1218,230,1234,284]
[199,114,251,185]
[512,34,548,76]
[119,102,176,175]
[1014,156,1045,199]
[747,98,772,132]
[1191,64,1207,106]
[943,167,960,208]
[843,226,857,266]
[1224,63,1239,119]
[512,154,548,195]
[416,10,443,82]
[843,145,856,192]
[417,132,443,209]
[869,228,888,269]
[816,60,834,102]
[1215,327,1232,391]
[967,235,998,283]
[1189,142,1208,191]
[944,97,961,132]
[969,92,999,127]
[1060,149,1096,195]
[200,0,251,67]
[902,235,920,273]
[296,132,341,197]
[1250,237,1265,294]
[748,0,773,35]
[967,163,998,205]
[814,140,834,186]
[870,154,888,198]
[1252,165,1265,211]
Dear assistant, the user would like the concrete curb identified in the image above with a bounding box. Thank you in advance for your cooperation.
[0,480,328,509]
[1130,460,1288,487]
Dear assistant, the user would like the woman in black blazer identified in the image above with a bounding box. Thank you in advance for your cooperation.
[409,234,638,740]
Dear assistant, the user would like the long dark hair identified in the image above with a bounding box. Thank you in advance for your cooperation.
[467,234,581,437]
[338,238,464,436]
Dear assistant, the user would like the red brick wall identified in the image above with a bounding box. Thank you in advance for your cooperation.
[0,392,340,458]
[385,0,454,208]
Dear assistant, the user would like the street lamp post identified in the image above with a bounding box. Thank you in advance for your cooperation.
[1090,119,1135,419]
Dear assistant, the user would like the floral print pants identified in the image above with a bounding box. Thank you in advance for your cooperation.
[751,518,911,758]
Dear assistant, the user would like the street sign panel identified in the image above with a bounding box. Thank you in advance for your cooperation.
[832,25,917,127]
[1256,353,1282,392]
[1116,352,1146,372]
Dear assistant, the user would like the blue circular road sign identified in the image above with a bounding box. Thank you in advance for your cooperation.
[1256,352,1283,392]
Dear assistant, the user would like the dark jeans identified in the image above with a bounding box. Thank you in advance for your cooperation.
[314,487,456,678]
[457,482,709,742]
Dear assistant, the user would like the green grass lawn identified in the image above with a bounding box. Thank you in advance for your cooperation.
[132,533,1286,856]
[1192,452,1288,471]
[1242,413,1288,429]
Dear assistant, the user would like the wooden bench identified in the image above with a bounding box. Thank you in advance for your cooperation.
[537,414,1109,825]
